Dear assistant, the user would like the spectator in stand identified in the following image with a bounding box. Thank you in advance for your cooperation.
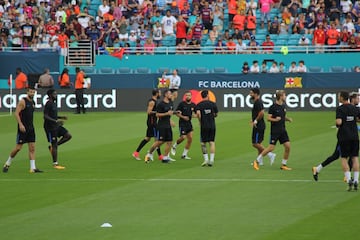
[212,5,224,32]
[176,38,188,54]
[152,21,163,46]
[343,14,355,34]
[129,29,137,42]
[259,0,273,29]
[328,0,341,22]
[161,10,177,36]
[354,18,360,33]
[279,20,289,34]
[351,1,360,21]
[347,34,359,50]
[46,19,60,37]
[269,61,280,73]
[150,10,162,27]
[191,17,204,41]
[246,8,257,35]
[118,16,129,41]
[250,60,260,73]
[214,38,226,54]
[339,26,351,48]
[353,66,360,72]
[316,7,326,24]
[201,1,213,32]
[261,61,268,73]
[10,22,23,50]
[57,29,69,56]
[98,0,110,16]
[233,10,247,33]
[268,16,280,34]
[304,12,316,34]
[297,60,307,72]
[226,37,237,53]
[279,62,286,73]
[228,0,238,28]
[247,0,258,16]
[313,23,326,53]
[288,0,301,23]
[248,35,260,53]
[222,29,231,41]
[144,38,155,55]
[232,28,243,40]
[180,2,192,22]
[169,1,180,17]
[292,20,302,34]
[242,61,250,74]
[288,61,298,72]
[282,7,292,25]
[262,34,275,53]
[340,0,353,18]
[236,38,247,54]
[55,5,66,24]
[327,21,340,51]
[15,68,28,89]
[176,15,189,45]
[86,22,101,45]
[188,38,201,54]
[22,18,35,44]
[298,35,310,45]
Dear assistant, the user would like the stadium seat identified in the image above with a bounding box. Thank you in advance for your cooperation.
[277,34,289,41]
[117,67,132,74]
[157,67,170,73]
[275,39,287,46]
[135,67,151,74]
[287,39,299,46]
[193,67,209,73]
[289,34,301,41]
[256,29,268,35]
[308,66,324,73]
[177,67,190,74]
[212,67,228,73]
[269,34,278,41]
[99,67,114,74]
[329,66,347,73]
[155,46,168,54]
[82,67,96,74]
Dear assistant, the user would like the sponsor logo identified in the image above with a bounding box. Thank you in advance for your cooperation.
[198,81,260,89]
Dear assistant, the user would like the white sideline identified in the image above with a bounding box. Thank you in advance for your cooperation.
[0,178,342,183]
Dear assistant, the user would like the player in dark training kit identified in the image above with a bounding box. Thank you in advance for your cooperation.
[196,90,218,167]
[145,89,175,163]
[312,92,359,181]
[336,91,360,191]
[44,89,72,169]
[253,90,293,171]
[171,91,197,159]
[3,87,43,173]
[249,88,276,166]
[132,89,163,160]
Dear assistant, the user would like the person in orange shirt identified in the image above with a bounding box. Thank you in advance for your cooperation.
[232,10,246,32]
[226,37,237,53]
[246,9,257,35]
[75,67,85,114]
[15,68,28,89]
[228,0,238,28]
[57,29,69,55]
[326,22,340,50]
[58,68,71,88]
[313,23,326,53]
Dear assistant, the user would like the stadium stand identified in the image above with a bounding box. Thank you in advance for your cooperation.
[117,67,132,74]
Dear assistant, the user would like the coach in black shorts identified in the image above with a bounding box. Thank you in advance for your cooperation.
[196,90,218,167]
[145,89,174,163]
[253,90,293,171]
[336,91,360,191]
[44,89,72,169]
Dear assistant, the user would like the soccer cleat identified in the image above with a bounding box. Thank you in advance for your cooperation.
[53,164,65,170]
[158,155,164,161]
[312,167,318,181]
[169,157,176,162]
[29,168,43,173]
[354,182,358,191]
[269,153,276,166]
[132,151,141,160]
[280,165,292,171]
[201,161,208,167]
[170,146,176,156]
[3,164,10,173]
[144,154,150,163]
[207,164,213,167]
[162,158,170,163]
[253,160,259,170]
[181,155,191,160]
[347,180,354,192]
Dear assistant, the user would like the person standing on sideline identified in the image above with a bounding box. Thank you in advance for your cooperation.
[312,92,359,181]
[162,69,181,101]
[249,88,276,166]
[145,89,175,163]
[75,67,86,114]
[58,68,71,88]
[38,68,54,88]
[44,89,72,170]
[3,87,43,173]
[171,91,197,159]
[253,90,293,171]
[132,89,163,161]
[336,91,359,191]
[196,90,218,167]
[15,67,28,89]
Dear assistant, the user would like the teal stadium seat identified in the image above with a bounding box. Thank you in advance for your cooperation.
[275,39,287,46]
[212,67,228,73]
[82,67,96,74]
[157,67,170,73]
[329,66,347,73]
[193,67,209,73]
[99,67,115,74]
[135,67,151,74]
[177,67,190,74]
[117,67,132,74]
[308,66,324,73]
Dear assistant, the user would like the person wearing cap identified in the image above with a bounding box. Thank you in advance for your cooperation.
[43,89,72,170]
[247,35,259,53]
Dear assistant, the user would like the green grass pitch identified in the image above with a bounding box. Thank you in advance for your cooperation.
[0,111,359,240]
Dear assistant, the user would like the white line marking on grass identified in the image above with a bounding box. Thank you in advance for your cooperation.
[0,178,342,183]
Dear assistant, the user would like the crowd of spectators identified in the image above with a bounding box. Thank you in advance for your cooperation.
[0,0,360,54]
[241,59,307,73]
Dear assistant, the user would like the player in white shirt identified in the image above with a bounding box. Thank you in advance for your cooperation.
[161,10,177,35]
[163,69,181,101]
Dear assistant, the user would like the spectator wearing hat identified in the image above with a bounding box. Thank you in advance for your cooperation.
[248,35,259,53]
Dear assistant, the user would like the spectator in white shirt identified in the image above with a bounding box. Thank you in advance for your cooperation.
[288,61,298,73]
[98,0,110,16]
[236,38,247,54]
[250,60,260,73]
[297,60,307,73]
[269,61,280,73]
[161,10,177,35]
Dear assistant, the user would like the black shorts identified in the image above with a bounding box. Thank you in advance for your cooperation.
[179,124,193,136]
[269,131,290,145]
[200,128,216,142]
[45,128,58,144]
[157,127,173,142]
[16,128,36,144]
[252,127,265,144]
[57,126,68,138]
[146,125,157,138]
[339,140,359,158]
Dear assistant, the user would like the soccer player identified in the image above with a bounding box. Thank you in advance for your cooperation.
[145,89,175,163]
[132,89,163,161]
[335,91,359,191]
[312,92,359,181]
[44,89,72,169]
[75,67,86,114]
[3,87,43,173]
[249,88,276,165]
[171,91,197,159]
[162,69,181,101]
[253,90,293,171]
[196,90,218,167]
